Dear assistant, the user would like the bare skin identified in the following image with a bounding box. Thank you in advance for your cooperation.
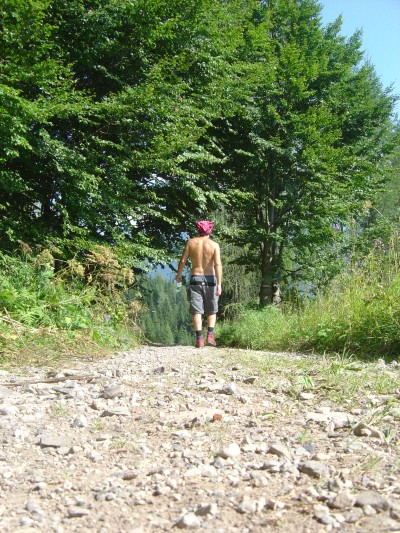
[176,234,222,331]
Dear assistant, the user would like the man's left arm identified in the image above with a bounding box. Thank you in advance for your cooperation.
[214,244,222,296]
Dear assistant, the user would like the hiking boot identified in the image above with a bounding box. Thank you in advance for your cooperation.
[206,333,216,347]
[195,337,204,348]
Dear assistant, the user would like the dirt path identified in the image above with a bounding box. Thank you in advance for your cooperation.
[0,345,399,532]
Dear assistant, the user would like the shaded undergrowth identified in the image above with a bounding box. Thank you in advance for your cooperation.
[0,246,141,367]
[218,234,400,359]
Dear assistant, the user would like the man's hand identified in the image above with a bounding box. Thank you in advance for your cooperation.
[176,274,182,283]
[216,284,222,296]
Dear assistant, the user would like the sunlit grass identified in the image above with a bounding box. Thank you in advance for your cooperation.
[218,233,400,359]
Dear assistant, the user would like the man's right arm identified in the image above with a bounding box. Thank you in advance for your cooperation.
[176,241,190,282]
[214,243,222,296]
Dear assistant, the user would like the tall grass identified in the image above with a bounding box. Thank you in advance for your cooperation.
[218,233,400,358]
[0,246,141,366]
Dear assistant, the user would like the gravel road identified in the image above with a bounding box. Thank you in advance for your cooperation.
[0,345,399,532]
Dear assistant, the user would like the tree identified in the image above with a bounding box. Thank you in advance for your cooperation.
[0,0,242,264]
[209,0,397,305]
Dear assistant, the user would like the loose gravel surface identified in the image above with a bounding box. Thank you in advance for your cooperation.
[0,345,400,532]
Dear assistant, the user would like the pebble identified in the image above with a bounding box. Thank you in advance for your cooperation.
[217,442,241,459]
[355,491,389,511]
[176,512,202,529]
[299,460,329,479]
[39,434,73,448]
[0,404,19,416]
[352,422,384,439]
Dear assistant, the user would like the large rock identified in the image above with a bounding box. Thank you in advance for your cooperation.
[354,491,389,511]
[40,434,73,448]
[299,461,329,479]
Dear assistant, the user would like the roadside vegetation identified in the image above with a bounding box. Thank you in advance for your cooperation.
[0,246,141,367]
[218,232,400,359]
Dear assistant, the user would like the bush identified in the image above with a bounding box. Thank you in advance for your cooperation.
[219,233,400,358]
[0,246,141,366]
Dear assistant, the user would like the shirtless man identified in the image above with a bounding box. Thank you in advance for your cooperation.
[175,220,222,348]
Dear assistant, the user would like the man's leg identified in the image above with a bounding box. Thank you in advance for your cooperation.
[193,313,204,348]
[206,314,217,346]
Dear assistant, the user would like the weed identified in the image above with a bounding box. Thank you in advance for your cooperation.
[53,401,68,417]
[298,428,311,445]
[218,231,400,358]
[383,426,395,445]
[90,419,103,432]
[357,454,383,473]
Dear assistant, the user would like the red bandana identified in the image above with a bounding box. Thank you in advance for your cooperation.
[196,220,215,236]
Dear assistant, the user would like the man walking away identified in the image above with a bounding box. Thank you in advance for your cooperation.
[176,220,222,348]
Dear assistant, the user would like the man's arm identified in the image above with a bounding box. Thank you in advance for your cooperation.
[214,243,222,296]
[176,241,190,282]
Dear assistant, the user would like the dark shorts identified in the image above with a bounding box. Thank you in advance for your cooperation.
[188,275,218,315]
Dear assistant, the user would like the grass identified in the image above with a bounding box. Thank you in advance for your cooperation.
[221,349,399,404]
[218,233,400,359]
[0,247,141,367]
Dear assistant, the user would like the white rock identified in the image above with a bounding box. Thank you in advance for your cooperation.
[217,442,241,459]
[176,512,202,529]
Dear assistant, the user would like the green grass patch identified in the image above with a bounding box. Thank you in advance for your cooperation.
[218,234,400,359]
[0,247,141,367]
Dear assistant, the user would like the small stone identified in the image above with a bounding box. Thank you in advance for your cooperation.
[100,385,124,399]
[195,503,218,516]
[57,446,71,456]
[243,377,257,384]
[299,460,329,479]
[26,500,44,515]
[313,504,330,519]
[121,470,137,481]
[217,442,241,459]
[237,497,266,514]
[100,406,130,417]
[176,512,202,529]
[319,514,335,525]
[153,366,165,374]
[363,504,377,516]
[86,451,104,462]
[268,443,291,459]
[262,460,281,473]
[20,517,36,527]
[72,415,88,428]
[344,508,364,523]
[218,382,240,395]
[353,422,384,439]
[329,491,355,509]
[355,491,389,511]
[0,404,19,416]
[299,392,315,400]
[0,385,15,397]
[67,507,90,518]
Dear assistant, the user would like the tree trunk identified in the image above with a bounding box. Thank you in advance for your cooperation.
[259,235,281,307]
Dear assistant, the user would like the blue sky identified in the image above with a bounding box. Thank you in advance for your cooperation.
[320,0,400,116]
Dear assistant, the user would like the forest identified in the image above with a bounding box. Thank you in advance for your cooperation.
[1,0,399,363]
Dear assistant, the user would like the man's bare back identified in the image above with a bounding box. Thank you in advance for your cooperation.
[187,237,219,276]
[176,235,222,294]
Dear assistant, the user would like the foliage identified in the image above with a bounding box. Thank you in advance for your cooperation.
[219,231,400,358]
[0,0,241,261]
[208,1,397,304]
[0,248,140,366]
[138,273,193,345]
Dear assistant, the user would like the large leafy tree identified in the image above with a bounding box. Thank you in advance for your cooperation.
[209,0,397,305]
[0,0,240,262]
